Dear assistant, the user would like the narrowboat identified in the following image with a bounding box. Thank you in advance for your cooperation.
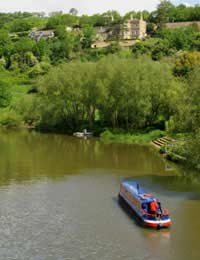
[118,180,171,229]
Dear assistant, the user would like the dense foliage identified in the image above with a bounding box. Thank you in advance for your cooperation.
[26,56,180,132]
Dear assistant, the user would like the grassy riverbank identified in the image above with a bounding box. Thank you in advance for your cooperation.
[100,129,200,172]
[100,129,165,144]
[160,133,200,171]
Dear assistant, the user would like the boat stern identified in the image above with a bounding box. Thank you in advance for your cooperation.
[143,218,171,228]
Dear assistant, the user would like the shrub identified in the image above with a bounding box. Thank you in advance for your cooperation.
[0,111,22,128]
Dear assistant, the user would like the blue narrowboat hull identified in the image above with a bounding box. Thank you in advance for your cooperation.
[119,181,171,228]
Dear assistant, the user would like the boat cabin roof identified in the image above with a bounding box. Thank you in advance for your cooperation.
[121,180,159,203]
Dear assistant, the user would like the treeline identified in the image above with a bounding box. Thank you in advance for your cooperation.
[45,3,200,27]
[149,2,200,24]
[1,2,200,36]
[1,2,200,30]
[17,56,181,132]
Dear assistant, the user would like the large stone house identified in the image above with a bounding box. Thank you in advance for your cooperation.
[95,15,147,42]
[122,15,147,40]
[95,26,114,41]
[29,30,55,41]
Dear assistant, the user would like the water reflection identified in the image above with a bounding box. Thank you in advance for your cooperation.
[0,129,172,186]
[0,129,200,191]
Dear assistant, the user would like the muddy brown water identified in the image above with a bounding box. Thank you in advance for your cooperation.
[0,129,200,260]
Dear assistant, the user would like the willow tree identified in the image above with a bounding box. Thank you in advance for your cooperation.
[34,55,182,131]
[96,56,179,129]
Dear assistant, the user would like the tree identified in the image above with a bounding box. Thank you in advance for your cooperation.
[174,51,200,77]
[156,0,174,29]
[187,130,200,170]
[36,62,95,130]
[81,25,95,49]
[0,29,12,63]
[169,64,200,133]
[105,42,121,54]
[160,26,197,50]
[151,39,170,60]
[95,56,178,128]
[102,10,121,24]
[186,66,200,131]
[11,37,37,69]
[46,14,77,29]
[14,37,35,54]
[33,39,51,61]
[54,25,67,39]
[69,8,78,16]
[9,19,32,32]
[79,14,108,27]
[191,33,200,51]
[49,31,76,61]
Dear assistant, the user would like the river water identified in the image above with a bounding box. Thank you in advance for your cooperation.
[0,129,200,260]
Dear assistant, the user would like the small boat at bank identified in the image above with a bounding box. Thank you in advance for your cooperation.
[73,130,93,138]
[118,180,171,229]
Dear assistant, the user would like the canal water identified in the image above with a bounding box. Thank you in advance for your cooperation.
[0,129,200,260]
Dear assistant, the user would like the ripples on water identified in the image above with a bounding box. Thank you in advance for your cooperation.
[0,129,200,260]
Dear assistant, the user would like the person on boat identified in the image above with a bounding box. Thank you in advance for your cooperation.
[149,198,158,215]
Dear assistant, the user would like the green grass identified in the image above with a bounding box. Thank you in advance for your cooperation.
[100,129,165,144]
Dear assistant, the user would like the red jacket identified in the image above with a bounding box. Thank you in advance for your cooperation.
[150,201,158,213]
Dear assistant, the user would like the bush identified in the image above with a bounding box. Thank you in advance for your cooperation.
[187,130,200,170]
[0,111,22,128]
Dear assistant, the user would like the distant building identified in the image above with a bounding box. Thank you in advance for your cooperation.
[95,26,113,41]
[49,11,63,17]
[29,30,55,41]
[65,26,81,32]
[166,21,200,30]
[94,15,147,42]
[122,15,147,40]
[31,12,46,17]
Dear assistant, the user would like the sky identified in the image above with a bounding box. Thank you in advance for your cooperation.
[0,0,199,15]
